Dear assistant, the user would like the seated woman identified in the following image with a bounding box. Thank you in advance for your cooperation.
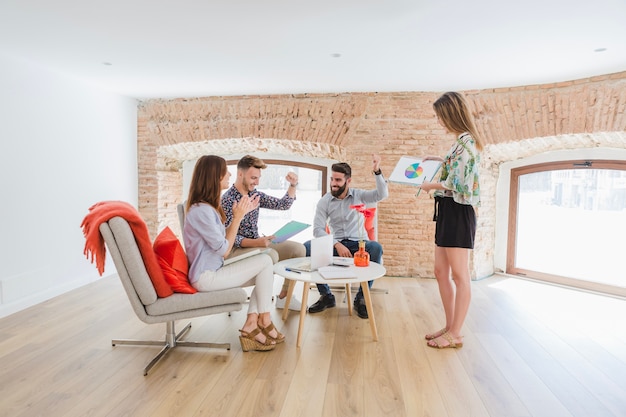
[183,155,284,352]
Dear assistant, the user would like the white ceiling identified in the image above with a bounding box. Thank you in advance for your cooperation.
[1,0,625,100]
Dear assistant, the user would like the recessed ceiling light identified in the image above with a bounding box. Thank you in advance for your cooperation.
[594,48,607,53]
[102,62,113,66]
[330,53,341,58]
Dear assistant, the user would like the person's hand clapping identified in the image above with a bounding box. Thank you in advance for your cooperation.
[232,194,260,221]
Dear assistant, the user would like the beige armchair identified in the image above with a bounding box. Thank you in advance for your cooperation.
[99,216,247,375]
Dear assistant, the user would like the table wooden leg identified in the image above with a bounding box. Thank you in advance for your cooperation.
[346,284,353,316]
[282,278,297,321]
[361,282,378,341]
[296,282,310,348]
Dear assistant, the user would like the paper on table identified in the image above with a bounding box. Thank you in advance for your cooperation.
[331,257,354,267]
[318,266,357,279]
[270,220,310,243]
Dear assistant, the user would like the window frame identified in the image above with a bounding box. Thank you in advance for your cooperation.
[226,159,328,197]
[507,159,626,297]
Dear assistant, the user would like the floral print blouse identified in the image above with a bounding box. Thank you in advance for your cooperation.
[435,132,481,206]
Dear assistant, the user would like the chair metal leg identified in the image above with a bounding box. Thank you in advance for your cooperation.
[143,344,172,376]
[112,321,231,376]
[111,339,167,347]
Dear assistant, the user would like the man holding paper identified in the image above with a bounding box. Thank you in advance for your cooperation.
[222,155,306,309]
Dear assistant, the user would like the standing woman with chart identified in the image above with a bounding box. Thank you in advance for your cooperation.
[418,91,484,349]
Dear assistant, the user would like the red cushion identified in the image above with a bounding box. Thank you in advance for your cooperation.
[153,227,197,294]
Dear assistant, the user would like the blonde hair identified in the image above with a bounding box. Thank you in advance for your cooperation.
[433,92,484,152]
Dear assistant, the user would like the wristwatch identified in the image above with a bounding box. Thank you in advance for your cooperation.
[373,169,382,175]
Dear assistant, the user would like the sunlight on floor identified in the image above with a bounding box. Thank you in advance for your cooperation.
[487,276,626,340]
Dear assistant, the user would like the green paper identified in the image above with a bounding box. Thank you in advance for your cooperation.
[270,220,311,243]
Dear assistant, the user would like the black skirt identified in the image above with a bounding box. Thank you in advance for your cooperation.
[433,196,476,249]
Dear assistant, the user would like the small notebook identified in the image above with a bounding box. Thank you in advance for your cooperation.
[318,266,357,279]
[331,257,354,267]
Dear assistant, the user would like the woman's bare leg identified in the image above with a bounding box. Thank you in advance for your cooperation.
[241,313,269,343]
[445,247,471,340]
[258,312,281,339]
[433,245,455,330]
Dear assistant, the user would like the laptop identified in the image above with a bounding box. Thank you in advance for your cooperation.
[288,234,334,272]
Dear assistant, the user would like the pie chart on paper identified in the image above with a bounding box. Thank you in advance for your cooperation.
[404,163,423,179]
[389,156,442,187]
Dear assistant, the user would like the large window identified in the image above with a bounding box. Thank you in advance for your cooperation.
[507,160,626,297]
[226,159,327,242]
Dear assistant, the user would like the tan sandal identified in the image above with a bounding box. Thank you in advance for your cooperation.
[239,327,276,352]
[425,327,448,340]
[426,332,463,349]
[258,322,285,344]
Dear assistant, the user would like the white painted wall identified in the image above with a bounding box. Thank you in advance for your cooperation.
[0,55,138,318]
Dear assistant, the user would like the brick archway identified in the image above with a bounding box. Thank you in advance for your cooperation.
[154,138,347,237]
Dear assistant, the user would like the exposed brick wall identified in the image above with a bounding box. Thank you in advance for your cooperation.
[137,71,626,278]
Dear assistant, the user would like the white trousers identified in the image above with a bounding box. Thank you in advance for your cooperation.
[193,253,274,315]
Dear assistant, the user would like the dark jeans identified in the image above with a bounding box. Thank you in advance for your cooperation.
[303,239,383,297]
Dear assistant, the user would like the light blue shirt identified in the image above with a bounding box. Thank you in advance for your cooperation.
[183,203,229,283]
[313,173,388,243]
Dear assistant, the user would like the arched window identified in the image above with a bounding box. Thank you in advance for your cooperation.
[507,159,626,297]
[225,159,327,242]
[183,157,329,243]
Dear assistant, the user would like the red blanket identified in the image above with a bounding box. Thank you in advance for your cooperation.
[80,201,173,297]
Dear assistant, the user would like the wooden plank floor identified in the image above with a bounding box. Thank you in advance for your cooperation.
[1,274,625,417]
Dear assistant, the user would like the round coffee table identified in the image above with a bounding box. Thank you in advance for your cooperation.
[274,257,386,348]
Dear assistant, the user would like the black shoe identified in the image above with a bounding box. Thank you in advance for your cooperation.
[354,297,368,319]
[308,294,336,314]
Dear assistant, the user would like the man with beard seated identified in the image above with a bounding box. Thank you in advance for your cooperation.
[304,155,389,319]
